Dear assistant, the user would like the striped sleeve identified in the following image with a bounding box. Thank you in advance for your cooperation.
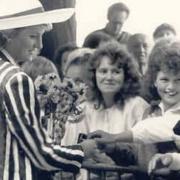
[3,71,84,173]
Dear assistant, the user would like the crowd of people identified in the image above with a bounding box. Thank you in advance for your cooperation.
[1,0,180,180]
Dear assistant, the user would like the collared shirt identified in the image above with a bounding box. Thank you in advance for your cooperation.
[132,101,180,144]
[0,50,84,180]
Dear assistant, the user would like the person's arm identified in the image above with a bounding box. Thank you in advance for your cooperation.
[131,116,176,144]
[3,72,95,173]
[89,115,177,147]
[88,130,133,149]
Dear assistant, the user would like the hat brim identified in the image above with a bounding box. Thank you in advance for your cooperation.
[0,8,74,30]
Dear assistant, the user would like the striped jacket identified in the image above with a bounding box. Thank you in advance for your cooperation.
[0,50,84,180]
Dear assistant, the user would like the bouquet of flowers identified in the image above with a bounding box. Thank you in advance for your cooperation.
[34,73,87,144]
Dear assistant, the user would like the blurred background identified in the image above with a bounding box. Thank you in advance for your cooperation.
[40,0,180,59]
[76,0,180,46]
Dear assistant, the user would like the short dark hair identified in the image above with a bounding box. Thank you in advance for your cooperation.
[153,23,176,40]
[107,2,130,19]
[88,41,141,108]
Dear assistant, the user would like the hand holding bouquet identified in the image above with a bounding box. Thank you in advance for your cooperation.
[35,73,87,144]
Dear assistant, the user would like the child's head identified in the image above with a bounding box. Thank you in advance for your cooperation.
[144,38,180,108]
[64,48,94,88]
[22,56,59,81]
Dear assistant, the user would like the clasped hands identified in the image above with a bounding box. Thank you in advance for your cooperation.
[148,134,180,176]
[81,130,180,176]
[80,130,117,162]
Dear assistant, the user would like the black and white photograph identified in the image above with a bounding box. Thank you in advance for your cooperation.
[1,0,180,179]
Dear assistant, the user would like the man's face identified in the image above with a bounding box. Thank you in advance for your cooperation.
[8,25,45,64]
[108,11,128,36]
[128,35,151,65]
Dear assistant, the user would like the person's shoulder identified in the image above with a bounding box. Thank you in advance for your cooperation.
[89,28,105,34]
[118,31,131,43]
[4,67,32,88]
[84,29,107,39]
[126,96,149,105]
[124,96,150,112]
[0,61,21,86]
[82,100,101,112]
[122,31,131,36]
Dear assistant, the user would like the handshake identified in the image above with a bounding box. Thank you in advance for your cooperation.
[79,130,119,161]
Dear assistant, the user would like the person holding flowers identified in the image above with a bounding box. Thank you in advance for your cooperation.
[0,1,97,180]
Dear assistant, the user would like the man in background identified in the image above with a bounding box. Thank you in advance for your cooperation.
[83,2,131,46]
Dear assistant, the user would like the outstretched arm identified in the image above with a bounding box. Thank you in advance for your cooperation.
[88,130,133,150]
[3,72,96,173]
[88,114,179,149]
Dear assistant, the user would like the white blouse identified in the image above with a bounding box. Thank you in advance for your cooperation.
[132,101,180,144]
[62,96,149,146]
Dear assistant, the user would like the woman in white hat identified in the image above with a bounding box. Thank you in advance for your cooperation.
[0,0,97,180]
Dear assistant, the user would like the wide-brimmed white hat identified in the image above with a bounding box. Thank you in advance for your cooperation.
[0,0,74,30]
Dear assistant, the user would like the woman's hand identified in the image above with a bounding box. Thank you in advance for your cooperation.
[148,153,173,175]
[87,130,112,139]
[87,130,116,151]
[80,139,97,160]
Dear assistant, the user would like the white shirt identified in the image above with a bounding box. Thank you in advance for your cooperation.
[132,101,180,144]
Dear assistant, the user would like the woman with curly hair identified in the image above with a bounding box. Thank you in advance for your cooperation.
[90,38,180,179]
[62,41,149,179]
[63,41,148,143]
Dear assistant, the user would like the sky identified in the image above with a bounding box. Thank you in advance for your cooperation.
[75,0,180,46]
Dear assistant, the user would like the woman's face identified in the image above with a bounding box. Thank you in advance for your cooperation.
[155,70,180,110]
[96,56,124,97]
[8,25,45,64]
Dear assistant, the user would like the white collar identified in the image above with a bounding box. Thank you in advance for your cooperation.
[159,101,180,114]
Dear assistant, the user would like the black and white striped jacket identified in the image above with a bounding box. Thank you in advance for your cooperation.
[0,50,84,180]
